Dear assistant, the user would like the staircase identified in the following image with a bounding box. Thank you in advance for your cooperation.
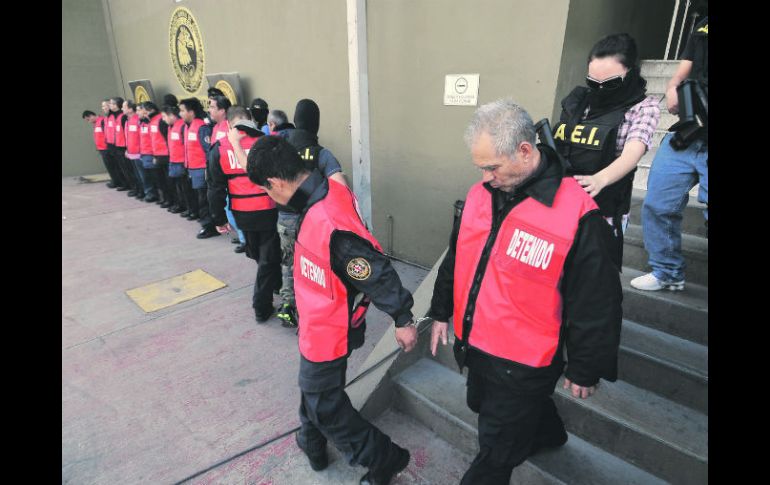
[635,60,701,200]
[364,188,708,483]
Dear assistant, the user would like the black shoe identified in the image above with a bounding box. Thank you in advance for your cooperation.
[295,433,328,471]
[196,227,221,239]
[106,182,117,189]
[169,206,185,214]
[116,186,129,191]
[179,210,190,217]
[160,201,173,208]
[155,199,163,205]
[127,190,137,196]
[230,236,241,244]
[134,193,145,199]
[234,243,247,254]
[360,447,409,485]
[186,213,200,220]
[144,196,159,203]
[255,306,275,323]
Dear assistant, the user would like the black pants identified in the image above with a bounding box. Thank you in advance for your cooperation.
[195,186,212,228]
[102,146,126,187]
[114,147,138,192]
[460,366,567,485]
[243,228,281,313]
[298,358,399,473]
[170,176,188,210]
[181,175,197,214]
[154,156,174,205]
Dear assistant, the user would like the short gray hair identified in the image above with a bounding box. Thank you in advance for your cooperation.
[464,98,536,159]
[267,109,288,126]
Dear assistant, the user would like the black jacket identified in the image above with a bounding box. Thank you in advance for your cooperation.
[294,170,415,391]
[428,145,622,392]
[206,139,278,232]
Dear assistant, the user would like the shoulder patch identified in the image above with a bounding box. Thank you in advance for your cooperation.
[347,257,371,281]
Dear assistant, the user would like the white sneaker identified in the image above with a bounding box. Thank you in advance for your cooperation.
[630,272,685,291]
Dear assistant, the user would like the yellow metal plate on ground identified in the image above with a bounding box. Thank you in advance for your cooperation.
[126,269,227,312]
[79,173,112,183]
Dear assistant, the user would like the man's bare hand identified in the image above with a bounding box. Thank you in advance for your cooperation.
[216,223,233,234]
[563,378,597,399]
[430,320,448,356]
[227,126,246,145]
[395,326,418,352]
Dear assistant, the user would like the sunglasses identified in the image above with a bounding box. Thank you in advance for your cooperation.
[585,74,625,91]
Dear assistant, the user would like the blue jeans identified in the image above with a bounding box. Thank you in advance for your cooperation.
[224,195,245,244]
[641,133,708,282]
[132,158,147,196]
[140,155,159,198]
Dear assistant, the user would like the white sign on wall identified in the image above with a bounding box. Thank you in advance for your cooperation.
[444,74,480,106]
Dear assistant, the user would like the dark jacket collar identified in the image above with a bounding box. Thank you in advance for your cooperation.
[287,169,327,214]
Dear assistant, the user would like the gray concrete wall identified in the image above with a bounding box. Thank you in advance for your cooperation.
[73,0,675,267]
[62,0,121,177]
[367,0,571,266]
[103,0,352,178]
[551,0,675,122]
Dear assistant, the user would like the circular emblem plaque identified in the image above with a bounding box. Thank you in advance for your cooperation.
[215,80,238,105]
[169,7,205,94]
[134,85,150,104]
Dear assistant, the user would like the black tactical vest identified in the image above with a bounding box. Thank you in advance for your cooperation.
[554,86,643,217]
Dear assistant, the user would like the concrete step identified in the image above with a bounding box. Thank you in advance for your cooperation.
[624,223,708,287]
[621,266,708,345]
[645,77,670,96]
[640,60,680,78]
[432,314,707,414]
[553,375,708,485]
[629,188,707,238]
[651,129,668,147]
[394,358,668,485]
[619,319,707,414]
[658,111,678,131]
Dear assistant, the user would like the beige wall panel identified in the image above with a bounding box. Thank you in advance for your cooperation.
[367,0,570,265]
[105,0,352,175]
[62,0,121,177]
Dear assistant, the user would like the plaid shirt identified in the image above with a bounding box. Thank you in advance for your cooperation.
[614,95,661,156]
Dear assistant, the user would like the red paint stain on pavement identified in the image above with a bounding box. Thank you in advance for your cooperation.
[412,447,428,469]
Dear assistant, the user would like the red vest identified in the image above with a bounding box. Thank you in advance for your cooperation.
[167,119,186,163]
[149,114,169,156]
[212,120,229,144]
[105,113,116,144]
[139,120,153,155]
[93,116,107,151]
[453,178,597,367]
[184,119,208,169]
[125,114,140,155]
[114,113,127,147]
[294,180,382,362]
[218,134,275,212]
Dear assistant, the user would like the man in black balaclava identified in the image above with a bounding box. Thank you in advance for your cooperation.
[250,98,270,135]
[274,99,349,329]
